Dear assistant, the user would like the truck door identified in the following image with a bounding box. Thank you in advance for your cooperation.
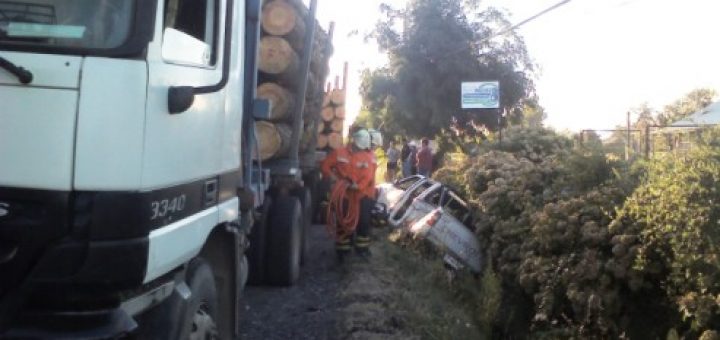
[142,0,227,188]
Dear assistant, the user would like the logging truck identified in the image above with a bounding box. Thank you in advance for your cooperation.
[0,0,335,338]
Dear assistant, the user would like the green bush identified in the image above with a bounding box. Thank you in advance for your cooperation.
[432,127,720,337]
[610,133,720,336]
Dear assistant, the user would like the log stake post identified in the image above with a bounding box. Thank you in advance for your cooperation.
[289,0,318,169]
[307,21,335,160]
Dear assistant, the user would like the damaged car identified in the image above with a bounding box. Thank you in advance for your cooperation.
[376,176,482,273]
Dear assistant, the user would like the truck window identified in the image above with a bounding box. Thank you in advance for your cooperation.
[0,1,134,49]
[164,0,218,65]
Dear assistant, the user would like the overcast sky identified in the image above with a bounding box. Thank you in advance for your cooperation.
[313,0,720,133]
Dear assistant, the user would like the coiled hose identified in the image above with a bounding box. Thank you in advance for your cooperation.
[325,180,361,241]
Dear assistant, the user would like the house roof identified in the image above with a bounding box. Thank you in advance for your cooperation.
[671,101,720,127]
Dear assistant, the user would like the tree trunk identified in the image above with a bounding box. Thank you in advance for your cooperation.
[257,83,294,121]
[255,121,292,161]
[258,36,299,80]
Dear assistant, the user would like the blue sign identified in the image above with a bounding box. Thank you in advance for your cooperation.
[461,81,500,109]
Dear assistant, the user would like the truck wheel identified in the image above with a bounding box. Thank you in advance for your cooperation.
[181,259,219,340]
[247,197,271,285]
[293,187,312,265]
[265,195,302,286]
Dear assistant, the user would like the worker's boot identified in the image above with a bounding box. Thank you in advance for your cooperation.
[355,235,372,262]
[336,238,351,265]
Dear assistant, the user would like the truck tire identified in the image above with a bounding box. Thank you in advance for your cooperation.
[180,259,219,340]
[265,195,302,286]
[293,187,312,265]
[247,197,271,285]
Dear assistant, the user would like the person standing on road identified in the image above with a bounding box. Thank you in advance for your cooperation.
[385,141,400,182]
[416,138,433,177]
[357,129,384,256]
[320,129,374,263]
[400,138,412,177]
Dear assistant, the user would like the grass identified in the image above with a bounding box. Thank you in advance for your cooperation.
[379,229,496,340]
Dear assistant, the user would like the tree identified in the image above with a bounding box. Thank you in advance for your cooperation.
[656,88,717,126]
[360,0,536,148]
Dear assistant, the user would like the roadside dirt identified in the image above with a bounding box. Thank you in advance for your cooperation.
[240,225,483,340]
[239,223,414,340]
[239,223,343,340]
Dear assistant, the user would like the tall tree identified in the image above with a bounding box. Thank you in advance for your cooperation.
[656,88,718,126]
[360,0,536,146]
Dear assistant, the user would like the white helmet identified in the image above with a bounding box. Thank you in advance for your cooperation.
[352,129,371,150]
[368,129,383,149]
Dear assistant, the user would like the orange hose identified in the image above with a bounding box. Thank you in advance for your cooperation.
[326,180,362,241]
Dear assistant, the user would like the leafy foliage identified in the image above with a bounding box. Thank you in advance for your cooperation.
[657,88,718,126]
[433,126,720,337]
[359,0,536,142]
[610,130,720,336]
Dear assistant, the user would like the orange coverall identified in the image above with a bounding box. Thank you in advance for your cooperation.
[321,146,375,256]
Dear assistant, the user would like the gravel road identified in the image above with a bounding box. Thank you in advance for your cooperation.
[239,224,343,340]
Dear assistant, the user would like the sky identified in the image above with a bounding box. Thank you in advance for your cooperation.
[311,0,720,133]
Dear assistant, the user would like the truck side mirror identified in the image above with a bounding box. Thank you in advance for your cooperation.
[168,86,195,114]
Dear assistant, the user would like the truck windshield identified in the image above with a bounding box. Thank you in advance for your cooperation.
[0,0,134,50]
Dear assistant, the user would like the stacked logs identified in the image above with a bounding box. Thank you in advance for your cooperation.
[316,63,348,151]
[254,0,334,161]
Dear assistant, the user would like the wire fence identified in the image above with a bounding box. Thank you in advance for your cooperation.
[579,124,720,159]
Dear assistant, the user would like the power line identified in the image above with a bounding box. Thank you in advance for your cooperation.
[442,0,572,58]
[479,0,572,44]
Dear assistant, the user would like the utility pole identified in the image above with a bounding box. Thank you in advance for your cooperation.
[626,111,631,160]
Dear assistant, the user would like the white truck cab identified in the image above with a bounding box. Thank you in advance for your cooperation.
[0,0,325,338]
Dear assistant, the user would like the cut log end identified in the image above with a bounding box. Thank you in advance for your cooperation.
[256,121,292,161]
[262,1,301,36]
[330,89,345,106]
[317,133,329,149]
[259,36,299,76]
[328,132,343,150]
[334,106,345,119]
[257,83,294,121]
[321,107,335,122]
[330,118,344,133]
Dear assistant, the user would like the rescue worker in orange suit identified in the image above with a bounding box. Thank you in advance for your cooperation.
[366,129,383,229]
[321,129,375,262]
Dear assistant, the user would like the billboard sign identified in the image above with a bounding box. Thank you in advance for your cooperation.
[461,81,500,109]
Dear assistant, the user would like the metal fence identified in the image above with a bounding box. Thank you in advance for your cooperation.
[579,124,719,160]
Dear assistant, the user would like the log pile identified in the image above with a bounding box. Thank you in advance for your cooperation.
[255,0,334,161]
[316,62,348,152]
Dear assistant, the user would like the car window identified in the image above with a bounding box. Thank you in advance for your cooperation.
[410,182,433,200]
[443,194,472,230]
[394,176,421,191]
[423,186,442,205]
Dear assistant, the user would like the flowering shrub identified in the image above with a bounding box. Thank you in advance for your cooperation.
[437,127,720,338]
